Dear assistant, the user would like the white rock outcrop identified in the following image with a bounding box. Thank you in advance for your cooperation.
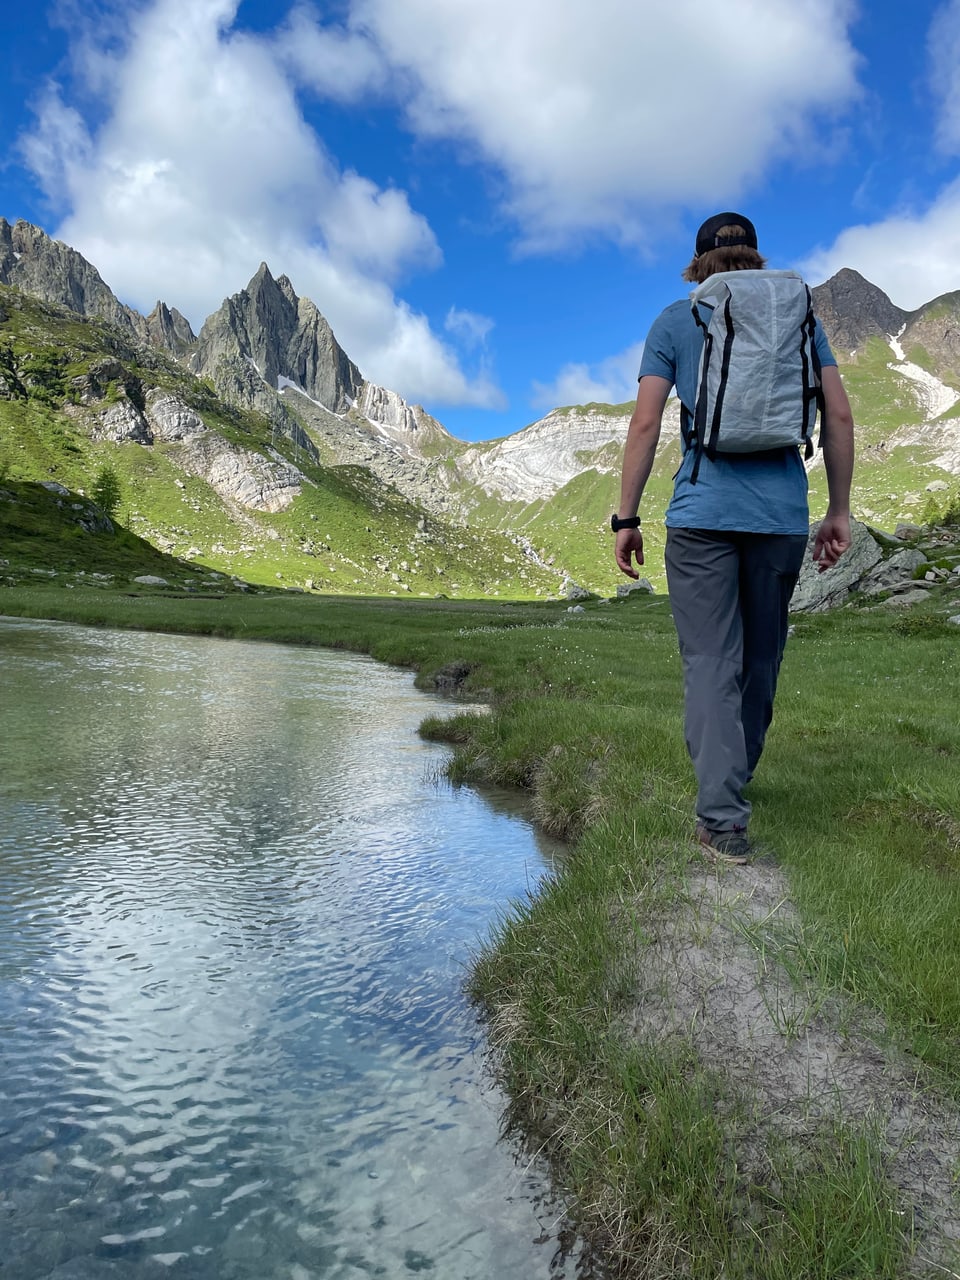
[145,391,206,441]
[93,399,151,443]
[457,401,682,504]
[460,406,618,503]
[355,383,453,454]
[176,436,303,512]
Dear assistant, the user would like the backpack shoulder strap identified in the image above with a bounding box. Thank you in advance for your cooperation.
[799,286,825,457]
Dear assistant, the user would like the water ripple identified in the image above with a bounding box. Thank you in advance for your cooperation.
[0,619,580,1280]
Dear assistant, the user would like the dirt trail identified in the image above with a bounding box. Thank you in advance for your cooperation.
[628,858,960,1273]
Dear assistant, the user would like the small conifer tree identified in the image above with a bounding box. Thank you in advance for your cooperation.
[91,464,122,520]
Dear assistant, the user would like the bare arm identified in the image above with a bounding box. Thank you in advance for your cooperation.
[813,364,855,571]
[614,375,670,578]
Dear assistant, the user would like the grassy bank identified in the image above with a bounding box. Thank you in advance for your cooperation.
[3,584,960,1276]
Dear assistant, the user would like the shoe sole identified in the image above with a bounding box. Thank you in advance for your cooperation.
[695,832,751,866]
[699,843,750,866]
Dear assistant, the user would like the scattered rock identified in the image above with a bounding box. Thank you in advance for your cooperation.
[894,522,924,541]
[791,520,883,612]
[882,589,933,608]
[563,577,592,601]
[432,660,473,693]
[616,579,654,598]
[133,575,168,586]
[858,548,929,597]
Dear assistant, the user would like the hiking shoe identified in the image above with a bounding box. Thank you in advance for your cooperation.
[695,824,753,866]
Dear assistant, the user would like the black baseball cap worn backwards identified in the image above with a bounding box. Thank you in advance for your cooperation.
[695,212,758,257]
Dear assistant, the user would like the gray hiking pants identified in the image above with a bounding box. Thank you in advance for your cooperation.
[664,528,808,832]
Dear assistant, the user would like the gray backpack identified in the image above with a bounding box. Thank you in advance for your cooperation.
[682,269,823,482]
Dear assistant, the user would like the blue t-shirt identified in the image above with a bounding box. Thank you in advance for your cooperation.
[638,296,837,534]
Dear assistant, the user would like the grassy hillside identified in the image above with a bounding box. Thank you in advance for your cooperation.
[4,279,960,598]
[0,287,566,599]
[806,334,960,529]
[455,419,682,594]
[0,474,236,591]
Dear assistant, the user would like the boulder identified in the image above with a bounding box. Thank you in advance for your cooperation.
[882,589,933,608]
[858,548,928,596]
[894,523,923,541]
[790,519,882,612]
[563,577,592,601]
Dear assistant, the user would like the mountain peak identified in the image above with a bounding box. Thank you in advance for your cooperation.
[812,268,908,353]
[193,265,363,413]
[251,261,274,282]
[145,300,196,356]
[276,274,298,307]
[0,217,139,337]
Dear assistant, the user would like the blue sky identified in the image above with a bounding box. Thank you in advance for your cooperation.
[3,0,960,442]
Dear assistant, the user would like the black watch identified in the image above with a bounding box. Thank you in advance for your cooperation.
[610,513,641,532]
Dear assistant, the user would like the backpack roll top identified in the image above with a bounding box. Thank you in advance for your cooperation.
[685,270,823,483]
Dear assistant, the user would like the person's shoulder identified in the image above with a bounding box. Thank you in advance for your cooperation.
[647,297,692,334]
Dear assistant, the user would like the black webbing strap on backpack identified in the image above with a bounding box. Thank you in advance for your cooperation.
[799,287,824,458]
[686,298,721,485]
[704,294,735,461]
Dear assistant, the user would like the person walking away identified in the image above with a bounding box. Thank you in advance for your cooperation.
[613,213,854,864]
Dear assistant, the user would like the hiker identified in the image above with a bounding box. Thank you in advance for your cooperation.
[613,212,854,864]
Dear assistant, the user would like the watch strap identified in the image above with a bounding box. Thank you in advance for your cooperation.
[610,513,642,532]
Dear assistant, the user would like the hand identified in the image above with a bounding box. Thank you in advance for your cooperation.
[813,513,851,573]
[615,528,644,579]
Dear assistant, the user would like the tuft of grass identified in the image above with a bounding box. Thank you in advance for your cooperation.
[748,1123,907,1280]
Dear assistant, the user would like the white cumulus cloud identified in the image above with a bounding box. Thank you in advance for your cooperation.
[532,342,645,411]
[444,307,494,348]
[18,0,499,409]
[799,4,960,309]
[353,0,861,250]
[272,4,389,103]
[801,181,960,311]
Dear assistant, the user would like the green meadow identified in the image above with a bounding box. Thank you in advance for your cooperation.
[2,582,960,1277]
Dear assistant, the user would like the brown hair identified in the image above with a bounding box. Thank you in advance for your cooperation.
[682,224,767,283]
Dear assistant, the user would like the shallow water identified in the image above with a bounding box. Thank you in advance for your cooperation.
[0,618,580,1279]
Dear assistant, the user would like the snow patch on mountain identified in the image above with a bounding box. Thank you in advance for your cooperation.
[887,334,960,420]
[883,335,960,476]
